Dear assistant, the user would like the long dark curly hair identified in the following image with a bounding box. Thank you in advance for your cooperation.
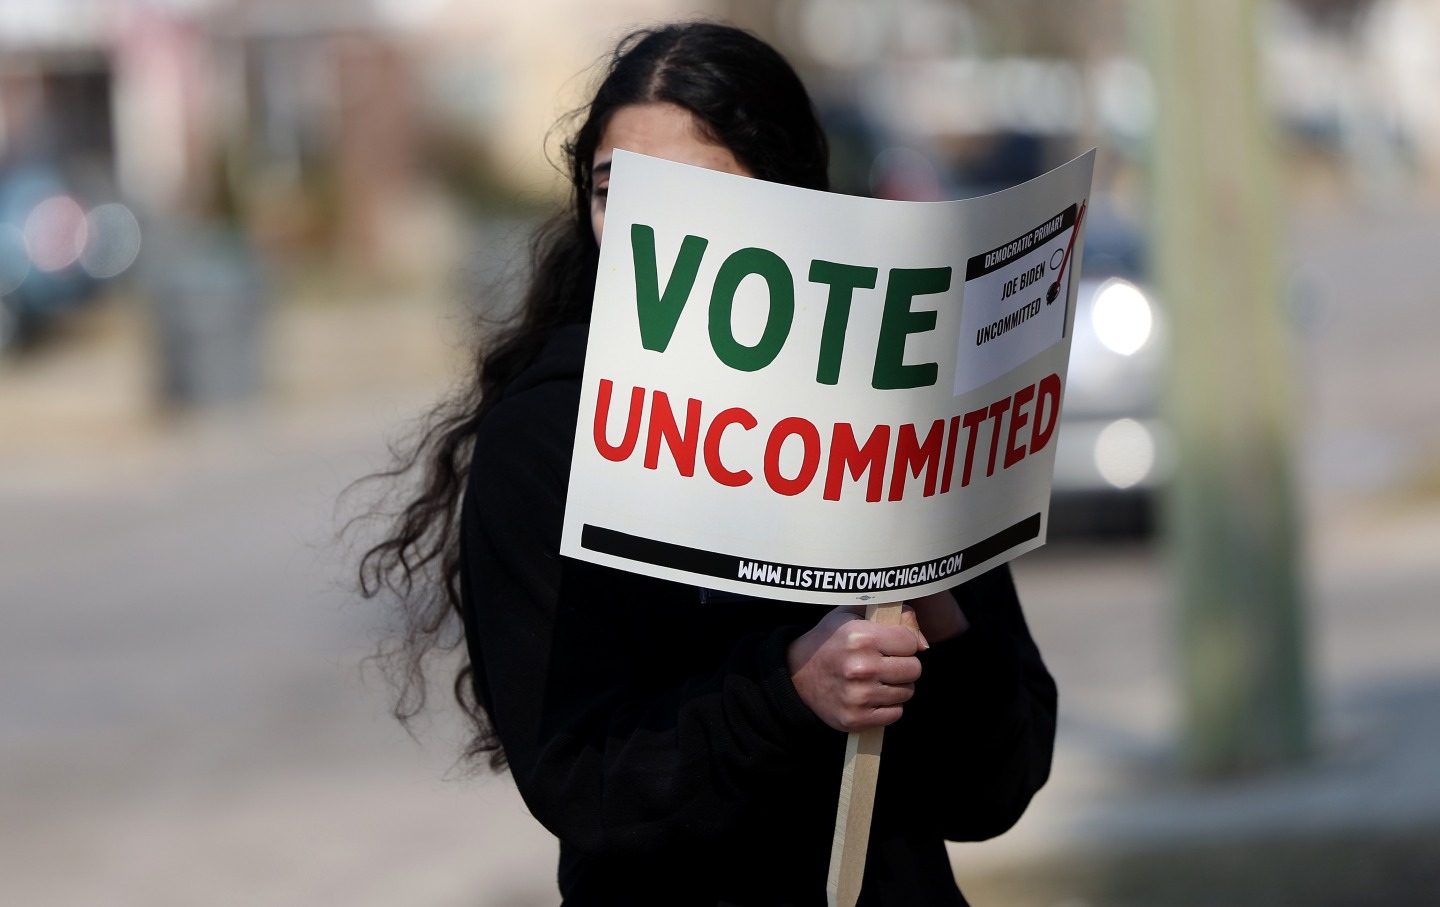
[356,22,830,770]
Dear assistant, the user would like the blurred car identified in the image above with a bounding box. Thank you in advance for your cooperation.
[0,160,142,356]
[1049,209,1171,537]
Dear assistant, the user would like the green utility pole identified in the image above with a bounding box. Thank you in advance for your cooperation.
[1138,0,1311,775]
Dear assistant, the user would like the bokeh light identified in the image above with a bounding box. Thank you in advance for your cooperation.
[79,204,143,279]
[22,195,87,272]
[1090,277,1154,356]
[1094,417,1156,490]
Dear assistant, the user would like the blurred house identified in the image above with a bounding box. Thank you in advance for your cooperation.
[5,0,1436,285]
[0,0,731,262]
[0,0,424,277]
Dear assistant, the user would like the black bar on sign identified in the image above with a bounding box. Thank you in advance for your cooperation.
[960,513,1042,569]
[580,524,736,578]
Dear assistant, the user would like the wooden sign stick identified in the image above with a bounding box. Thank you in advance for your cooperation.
[825,600,905,907]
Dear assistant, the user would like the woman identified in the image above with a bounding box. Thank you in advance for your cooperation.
[361,22,1056,906]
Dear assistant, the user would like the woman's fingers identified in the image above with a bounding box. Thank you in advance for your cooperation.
[896,604,929,650]
[787,606,927,732]
[838,620,922,663]
[907,590,969,643]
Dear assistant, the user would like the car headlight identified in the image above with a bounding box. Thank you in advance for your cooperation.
[1093,418,1156,489]
[1090,277,1152,356]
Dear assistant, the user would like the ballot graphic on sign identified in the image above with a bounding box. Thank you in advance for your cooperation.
[562,149,1095,604]
[955,204,1082,396]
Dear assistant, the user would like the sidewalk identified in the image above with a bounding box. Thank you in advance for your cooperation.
[955,504,1440,905]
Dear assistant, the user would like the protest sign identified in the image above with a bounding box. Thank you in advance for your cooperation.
[562,148,1095,604]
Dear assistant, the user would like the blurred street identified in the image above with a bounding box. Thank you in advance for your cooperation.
[4,0,1440,903]
[2,203,1438,906]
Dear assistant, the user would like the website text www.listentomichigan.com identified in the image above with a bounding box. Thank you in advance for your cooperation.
[734,554,963,593]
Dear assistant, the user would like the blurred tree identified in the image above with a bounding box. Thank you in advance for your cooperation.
[1138,0,1311,775]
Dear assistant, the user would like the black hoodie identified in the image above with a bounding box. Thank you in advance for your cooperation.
[459,323,1057,906]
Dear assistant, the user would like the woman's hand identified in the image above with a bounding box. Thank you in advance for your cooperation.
[786,607,926,733]
[909,589,970,644]
[786,591,970,733]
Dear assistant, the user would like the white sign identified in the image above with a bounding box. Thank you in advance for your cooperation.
[561,149,1095,604]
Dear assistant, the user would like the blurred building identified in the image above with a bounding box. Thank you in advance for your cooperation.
[3,0,1439,282]
[0,0,733,262]
[1,0,422,272]
[722,0,1439,205]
